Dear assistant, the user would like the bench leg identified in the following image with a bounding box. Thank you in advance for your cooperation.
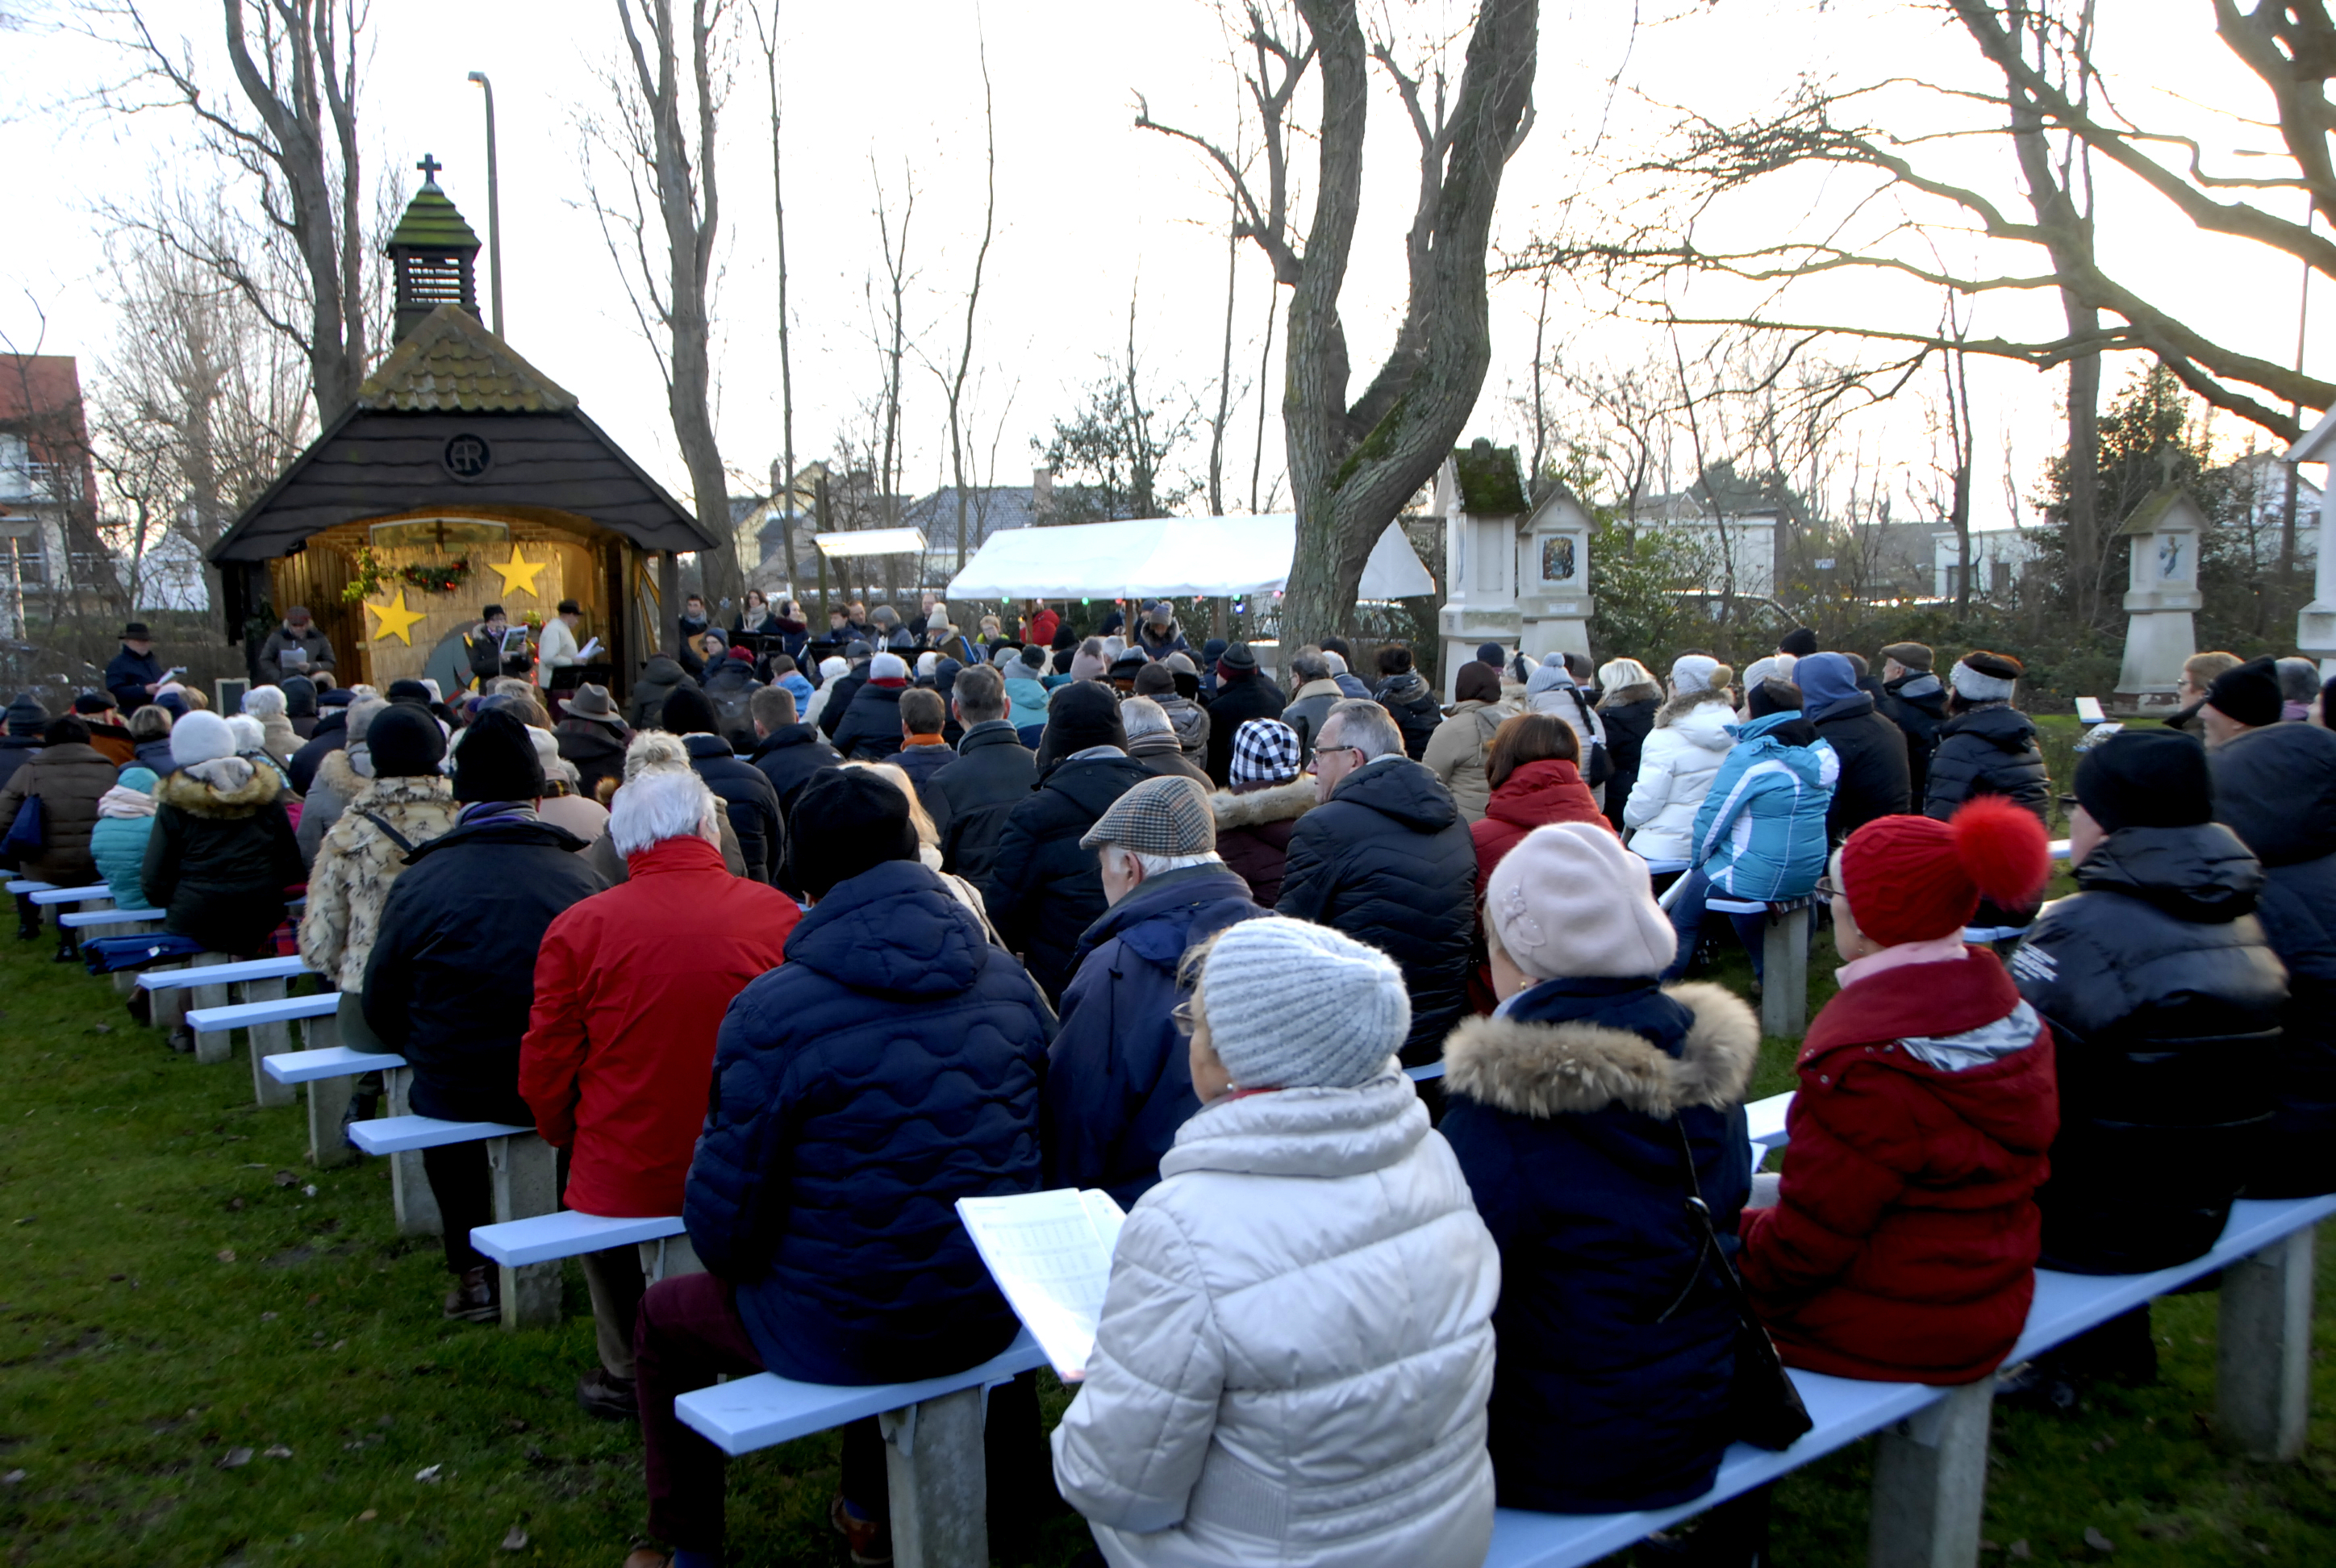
[640,1233,704,1285]
[489,1134,562,1329]
[298,1013,356,1170]
[150,967,190,1031]
[1868,1378,1993,1568]
[1761,909,1809,1039]
[384,1070,443,1238]
[2217,1227,2315,1461]
[191,955,232,1065]
[878,1385,988,1568]
[244,978,296,1107]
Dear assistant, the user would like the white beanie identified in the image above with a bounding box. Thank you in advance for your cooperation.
[916,651,940,678]
[870,652,909,681]
[168,711,235,768]
[1671,654,1720,694]
[1198,917,1408,1089]
[1742,654,1796,694]
[1487,823,1678,982]
[819,657,849,681]
[227,714,267,753]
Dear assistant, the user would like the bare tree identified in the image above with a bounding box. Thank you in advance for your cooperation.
[1141,0,1539,644]
[928,39,998,573]
[587,0,740,607]
[749,0,799,602]
[868,161,918,605]
[100,0,374,422]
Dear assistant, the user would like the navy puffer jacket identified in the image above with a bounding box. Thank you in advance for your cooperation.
[1442,978,1758,1513]
[685,858,1051,1384]
[1043,863,1265,1206]
[1277,756,1478,1063]
[2213,722,2336,1197]
[1922,703,2048,823]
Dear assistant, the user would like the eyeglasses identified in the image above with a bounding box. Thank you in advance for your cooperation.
[1315,743,1360,761]
[1170,998,1198,1036]
[1813,878,1843,902]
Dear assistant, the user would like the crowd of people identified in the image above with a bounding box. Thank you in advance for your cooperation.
[5,598,2334,1568]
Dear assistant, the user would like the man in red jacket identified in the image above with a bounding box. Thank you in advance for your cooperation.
[521,768,799,1420]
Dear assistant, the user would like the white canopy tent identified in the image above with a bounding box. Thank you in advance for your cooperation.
[944,515,1436,602]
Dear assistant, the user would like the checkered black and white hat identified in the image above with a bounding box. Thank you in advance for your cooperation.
[1231,718,1302,786]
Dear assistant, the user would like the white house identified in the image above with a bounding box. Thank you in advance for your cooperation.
[1932,528,2043,601]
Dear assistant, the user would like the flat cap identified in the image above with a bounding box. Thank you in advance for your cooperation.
[1079,774,1216,856]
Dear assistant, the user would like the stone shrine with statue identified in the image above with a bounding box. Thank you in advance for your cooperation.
[2283,411,2336,676]
[206,154,718,698]
[1434,440,1594,697]
[2113,476,2205,714]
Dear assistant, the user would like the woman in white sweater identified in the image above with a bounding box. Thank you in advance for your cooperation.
[1053,916,1501,1568]
[1621,656,1737,864]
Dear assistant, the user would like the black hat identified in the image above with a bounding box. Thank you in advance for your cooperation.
[1746,678,1804,719]
[2075,728,2210,834]
[2205,655,2283,730]
[1778,627,1820,658]
[1107,650,1149,682]
[557,598,580,616]
[789,768,920,900]
[1040,679,1127,762]
[1133,662,1177,697]
[453,708,544,803]
[1219,641,1259,674]
[6,692,48,733]
[661,685,720,736]
[847,640,874,662]
[366,703,447,779]
[386,678,433,707]
[71,690,115,715]
[122,622,152,640]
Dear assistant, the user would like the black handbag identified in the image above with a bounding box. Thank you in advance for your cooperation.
[1566,686,1614,788]
[1658,1118,1814,1452]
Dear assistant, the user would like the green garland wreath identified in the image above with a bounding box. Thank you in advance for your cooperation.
[341,548,474,602]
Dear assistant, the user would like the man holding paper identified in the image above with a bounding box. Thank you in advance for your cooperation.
[628,769,1052,1568]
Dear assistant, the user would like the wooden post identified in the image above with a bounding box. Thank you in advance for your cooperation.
[1760,904,1810,1040]
[490,1133,563,1328]
[2217,1228,2315,1461]
[383,1069,443,1237]
[659,551,682,658]
[1868,1378,1995,1568]
[878,1386,990,1568]
[191,955,232,1065]
[149,965,191,1032]
[640,1232,704,1286]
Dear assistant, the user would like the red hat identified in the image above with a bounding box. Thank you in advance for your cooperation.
[1838,798,2049,947]
[728,644,754,662]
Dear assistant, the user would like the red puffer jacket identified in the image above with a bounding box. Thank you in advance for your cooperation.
[1472,757,1611,883]
[1740,949,2057,1382]
[519,834,800,1216]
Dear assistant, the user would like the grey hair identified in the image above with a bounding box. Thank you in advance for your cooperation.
[1289,652,1332,685]
[610,769,720,857]
[1324,698,1404,761]
[1120,695,1172,740]
[623,729,692,781]
[129,704,172,740]
[2277,656,2321,704]
[1320,650,1349,676]
[240,685,286,718]
[1099,844,1222,879]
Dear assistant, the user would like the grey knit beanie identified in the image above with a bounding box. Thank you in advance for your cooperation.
[1197,917,1408,1089]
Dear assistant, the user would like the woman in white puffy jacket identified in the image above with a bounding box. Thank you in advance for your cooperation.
[1621,658,1738,863]
[1052,916,1501,1568]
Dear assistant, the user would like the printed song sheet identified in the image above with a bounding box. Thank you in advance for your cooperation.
[957,1188,1127,1379]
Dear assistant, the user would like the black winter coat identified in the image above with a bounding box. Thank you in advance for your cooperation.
[1880,671,1948,803]
[2213,723,2336,1197]
[747,724,843,833]
[1202,669,1287,786]
[554,719,630,802]
[1598,694,1660,833]
[0,734,37,796]
[932,721,1036,886]
[1374,671,1443,761]
[684,858,1049,1383]
[816,668,870,741]
[1044,864,1264,1206]
[1275,756,1477,1063]
[1443,977,1757,1512]
[699,661,762,752]
[1809,692,1913,843]
[832,682,907,760]
[682,734,784,885]
[1923,703,2048,824]
[627,655,699,730]
[105,646,163,713]
[361,811,605,1123]
[985,751,1153,1002]
[142,763,306,955]
[891,741,957,822]
[2009,823,2287,1273]
[287,711,347,794]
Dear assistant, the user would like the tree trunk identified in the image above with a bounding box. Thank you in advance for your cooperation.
[2066,338,2103,624]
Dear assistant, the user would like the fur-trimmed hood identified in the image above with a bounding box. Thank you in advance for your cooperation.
[1656,686,1737,728]
[1210,776,1318,831]
[155,758,282,819]
[1443,980,1758,1118]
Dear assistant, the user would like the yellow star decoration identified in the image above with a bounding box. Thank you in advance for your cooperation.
[365,587,428,646]
[490,545,547,599]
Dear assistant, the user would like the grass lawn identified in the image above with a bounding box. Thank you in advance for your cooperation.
[4,914,2333,1566]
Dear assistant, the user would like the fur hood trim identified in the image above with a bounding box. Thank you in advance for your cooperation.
[1600,682,1662,709]
[1211,777,1319,830]
[156,760,282,819]
[317,745,367,799]
[349,771,453,814]
[1441,981,1758,1118]
[1657,687,1737,728]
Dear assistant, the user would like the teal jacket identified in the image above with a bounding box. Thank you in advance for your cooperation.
[1690,711,1838,901]
[90,765,161,911]
[1003,674,1051,732]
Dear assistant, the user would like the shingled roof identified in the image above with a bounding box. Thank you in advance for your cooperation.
[357,303,578,415]
[387,181,482,251]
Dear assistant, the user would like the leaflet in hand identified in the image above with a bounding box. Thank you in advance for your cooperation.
[578,636,603,661]
[955,1188,1127,1381]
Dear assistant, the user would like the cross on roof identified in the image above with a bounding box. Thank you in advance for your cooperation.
[416,152,444,186]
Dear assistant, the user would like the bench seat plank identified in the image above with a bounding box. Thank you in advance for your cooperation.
[348,1114,532,1155]
[27,884,111,905]
[471,1211,687,1267]
[676,1331,1050,1457]
[1744,1091,1792,1150]
[60,908,164,929]
[5,878,54,894]
[263,1045,407,1085]
[186,992,341,1033]
[141,955,312,990]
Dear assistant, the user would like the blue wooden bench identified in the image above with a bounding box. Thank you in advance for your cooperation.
[470,1211,701,1319]
[181,972,330,1106]
[263,1043,407,1170]
[349,1109,560,1328]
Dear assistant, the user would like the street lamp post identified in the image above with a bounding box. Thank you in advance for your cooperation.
[465,71,504,338]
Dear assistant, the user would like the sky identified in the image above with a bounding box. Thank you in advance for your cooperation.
[0,0,2324,540]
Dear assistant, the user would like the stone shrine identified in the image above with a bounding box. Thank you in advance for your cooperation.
[2113,482,2205,713]
[1433,440,1594,695]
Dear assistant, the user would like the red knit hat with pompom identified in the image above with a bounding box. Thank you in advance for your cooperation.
[1838,797,2050,947]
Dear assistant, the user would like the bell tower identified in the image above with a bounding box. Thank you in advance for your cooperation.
[386,153,483,344]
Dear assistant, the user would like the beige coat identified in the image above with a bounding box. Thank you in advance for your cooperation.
[1420,700,1508,824]
[298,771,461,991]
